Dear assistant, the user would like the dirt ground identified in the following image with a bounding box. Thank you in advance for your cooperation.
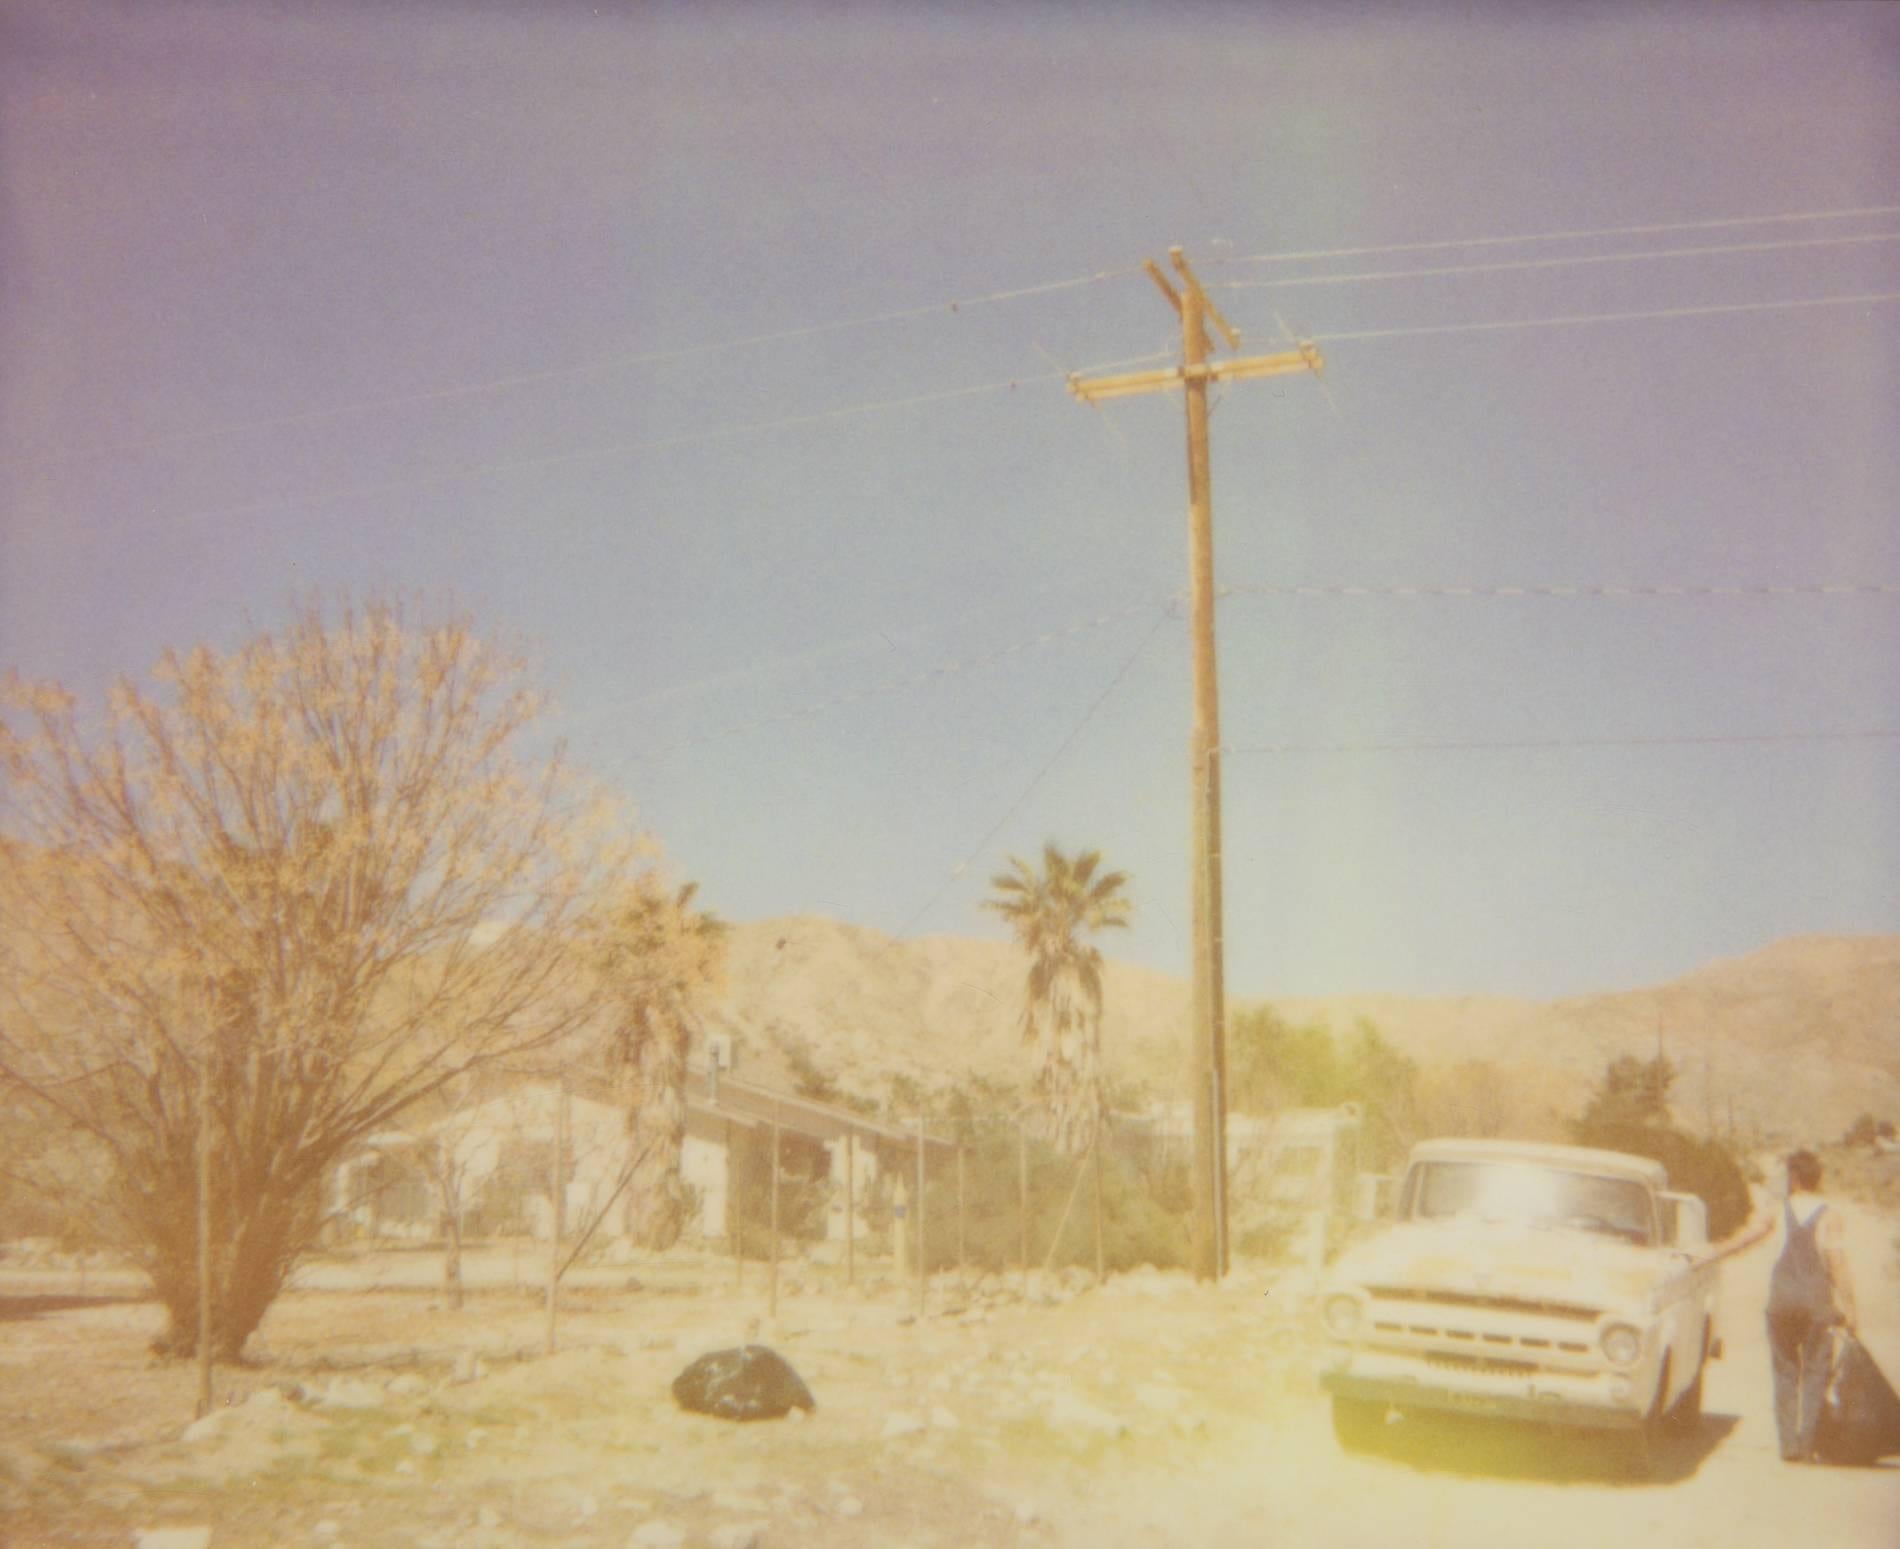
[2,1202,1896,1549]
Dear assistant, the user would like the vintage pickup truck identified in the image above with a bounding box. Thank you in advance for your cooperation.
[1317,1138,1720,1461]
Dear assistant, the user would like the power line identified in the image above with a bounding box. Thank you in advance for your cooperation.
[1212,201,1900,269]
[1305,289,1900,346]
[1214,231,1900,293]
[1219,582,1900,601]
[622,599,1168,761]
[17,268,1148,473]
[66,287,1900,540]
[1224,729,1900,757]
[25,201,1896,472]
[109,355,1165,539]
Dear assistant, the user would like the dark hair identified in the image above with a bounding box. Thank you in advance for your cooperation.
[1786,1150,1823,1192]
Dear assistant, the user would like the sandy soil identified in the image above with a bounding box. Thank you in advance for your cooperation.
[1,1204,1895,1549]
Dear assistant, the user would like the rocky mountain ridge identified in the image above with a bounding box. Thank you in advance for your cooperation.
[703,919,1900,1144]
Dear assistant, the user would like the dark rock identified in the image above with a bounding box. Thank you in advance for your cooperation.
[672,1345,815,1422]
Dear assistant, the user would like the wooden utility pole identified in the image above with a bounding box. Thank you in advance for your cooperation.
[1069,248,1324,1282]
[914,1117,927,1318]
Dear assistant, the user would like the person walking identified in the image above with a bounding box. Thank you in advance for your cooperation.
[1766,1149,1859,1461]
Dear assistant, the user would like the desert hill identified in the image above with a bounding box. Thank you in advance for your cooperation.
[704,919,1900,1144]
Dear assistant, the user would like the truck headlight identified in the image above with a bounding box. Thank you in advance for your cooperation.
[1324,1294,1363,1339]
[1600,1323,1642,1366]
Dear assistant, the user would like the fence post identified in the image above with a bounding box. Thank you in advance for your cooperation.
[1018,1120,1029,1296]
[915,1116,927,1318]
[769,1117,781,1321]
[545,1073,568,1357]
[845,1131,856,1290]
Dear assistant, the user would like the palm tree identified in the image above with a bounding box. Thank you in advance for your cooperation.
[596,877,727,1250]
[984,844,1131,1156]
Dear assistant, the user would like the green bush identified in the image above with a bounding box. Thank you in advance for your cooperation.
[905,1126,1189,1276]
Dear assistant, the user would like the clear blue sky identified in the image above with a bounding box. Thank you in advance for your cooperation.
[3,1,1897,999]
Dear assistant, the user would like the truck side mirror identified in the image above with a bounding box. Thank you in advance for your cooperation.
[1355,1174,1395,1223]
[1660,1191,1708,1250]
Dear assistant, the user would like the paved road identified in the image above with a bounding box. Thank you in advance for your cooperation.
[1066,1197,1900,1549]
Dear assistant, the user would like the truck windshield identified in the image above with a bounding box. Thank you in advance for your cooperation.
[1408,1161,1654,1245]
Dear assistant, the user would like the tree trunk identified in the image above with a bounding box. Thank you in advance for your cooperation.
[443,1178,465,1312]
[627,1010,691,1250]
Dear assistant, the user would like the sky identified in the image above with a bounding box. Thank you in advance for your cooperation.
[1,1,1897,1002]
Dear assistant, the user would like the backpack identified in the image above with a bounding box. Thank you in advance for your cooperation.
[1767,1198,1837,1320]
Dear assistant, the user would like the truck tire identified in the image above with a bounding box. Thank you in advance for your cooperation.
[1332,1395,1386,1453]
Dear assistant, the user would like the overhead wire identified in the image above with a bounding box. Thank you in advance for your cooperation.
[1304,289,1900,346]
[1224,730,1900,757]
[23,200,1897,472]
[622,599,1168,761]
[1212,201,1900,269]
[1214,230,1900,293]
[1219,582,1900,602]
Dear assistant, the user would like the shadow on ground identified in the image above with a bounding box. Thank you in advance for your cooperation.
[0,1294,149,1324]
[1346,1407,1741,1487]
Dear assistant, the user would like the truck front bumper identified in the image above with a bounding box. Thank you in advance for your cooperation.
[1319,1347,1649,1431]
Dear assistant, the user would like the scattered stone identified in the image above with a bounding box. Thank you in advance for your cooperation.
[387,1374,429,1398]
[672,1346,815,1422]
[1133,1384,1182,1413]
[711,1492,769,1514]
[452,1351,480,1385]
[477,1506,502,1530]
[929,1406,961,1431]
[631,1522,687,1549]
[410,1432,439,1457]
[1044,1392,1126,1438]
[1014,1502,1043,1526]
[882,1410,926,1440]
[319,1378,383,1411]
[834,1497,864,1518]
[313,1521,340,1540]
[709,1524,764,1549]
[134,1530,213,1549]
[181,1412,229,1445]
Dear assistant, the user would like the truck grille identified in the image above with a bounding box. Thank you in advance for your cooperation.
[1421,1350,1538,1376]
[1366,1286,1599,1322]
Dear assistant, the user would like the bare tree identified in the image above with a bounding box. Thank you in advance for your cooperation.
[0,599,641,1358]
[594,878,726,1250]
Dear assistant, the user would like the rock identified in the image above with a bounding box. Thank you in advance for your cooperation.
[477,1506,502,1529]
[319,1379,383,1411]
[452,1351,480,1384]
[387,1374,428,1398]
[134,1531,213,1549]
[631,1523,687,1549]
[1014,1502,1042,1526]
[834,1496,863,1518]
[181,1412,230,1444]
[410,1432,439,1457]
[882,1410,926,1439]
[929,1406,960,1431]
[710,1492,768,1514]
[313,1521,340,1540]
[672,1346,815,1422]
[709,1525,764,1549]
[1044,1392,1126,1437]
[1133,1384,1182,1413]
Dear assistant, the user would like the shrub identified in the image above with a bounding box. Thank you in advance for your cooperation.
[906,1125,1188,1276]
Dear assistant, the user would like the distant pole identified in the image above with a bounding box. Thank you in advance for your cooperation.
[730,1119,742,1290]
[769,1118,781,1320]
[845,1131,856,1290]
[195,1045,213,1419]
[544,1074,568,1356]
[1068,249,1321,1283]
[1018,1121,1029,1294]
[914,1116,927,1318]
[1092,1123,1106,1283]
[957,1144,967,1276]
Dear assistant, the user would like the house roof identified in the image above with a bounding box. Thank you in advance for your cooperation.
[686,1065,957,1154]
